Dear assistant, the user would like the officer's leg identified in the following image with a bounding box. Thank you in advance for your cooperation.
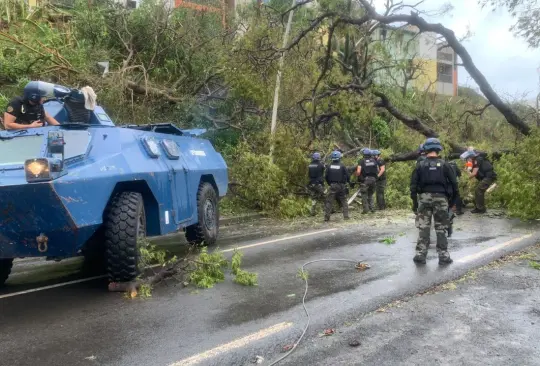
[308,185,317,216]
[414,194,433,263]
[434,196,452,263]
[447,207,455,238]
[455,191,464,215]
[324,185,335,221]
[376,179,386,210]
[367,179,375,212]
[360,182,369,214]
[474,178,491,212]
[338,184,349,219]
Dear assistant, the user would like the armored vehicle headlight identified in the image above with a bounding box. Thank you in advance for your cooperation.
[25,158,52,182]
[26,159,48,175]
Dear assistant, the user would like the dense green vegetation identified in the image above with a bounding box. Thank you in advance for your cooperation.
[1,0,539,219]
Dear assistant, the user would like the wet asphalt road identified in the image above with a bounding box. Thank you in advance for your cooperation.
[0,210,538,366]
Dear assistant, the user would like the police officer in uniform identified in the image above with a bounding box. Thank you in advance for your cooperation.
[356,148,379,214]
[324,150,350,222]
[462,150,497,214]
[307,152,325,216]
[372,149,386,210]
[3,81,60,130]
[410,138,458,265]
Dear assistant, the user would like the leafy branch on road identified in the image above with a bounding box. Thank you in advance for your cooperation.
[115,239,258,299]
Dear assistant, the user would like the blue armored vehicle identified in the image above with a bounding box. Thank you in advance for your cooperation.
[0,81,228,286]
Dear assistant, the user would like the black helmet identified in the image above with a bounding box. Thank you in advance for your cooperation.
[23,81,54,103]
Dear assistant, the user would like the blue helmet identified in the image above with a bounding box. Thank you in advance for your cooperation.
[361,148,371,156]
[423,137,442,152]
[418,143,425,153]
[330,150,342,160]
[312,152,321,161]
[460,150,477,160]
[371,149,381,156]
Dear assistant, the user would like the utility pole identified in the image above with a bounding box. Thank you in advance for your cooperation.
[269,0,296,163]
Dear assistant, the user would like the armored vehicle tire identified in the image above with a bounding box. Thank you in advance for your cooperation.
[0,258,14,287]
[105,192,147,283]
[185,182,219,246]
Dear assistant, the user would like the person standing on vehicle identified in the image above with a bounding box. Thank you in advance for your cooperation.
[356,148,379,214]
[410,138,458,265]
[371,149,387,210]
[307,152,325,216]
[324,150,350,222]
[461,150,497,214]
[3,81,60,130]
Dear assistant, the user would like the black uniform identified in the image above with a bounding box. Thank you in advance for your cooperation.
[324,160,350,221]
[307,160,325,216]
[358,157,379,213]
[5,97,45,125]
[473,156,497,212]
[376,157,386,210]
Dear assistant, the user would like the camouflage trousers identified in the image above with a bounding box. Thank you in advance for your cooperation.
[324,183,349,220]
[360,176,376,213]
[415,193,450,258]
[308,183,325,216]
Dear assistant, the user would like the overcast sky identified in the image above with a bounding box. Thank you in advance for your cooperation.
[373,0,540,101]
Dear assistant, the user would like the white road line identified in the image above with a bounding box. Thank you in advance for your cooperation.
[456,233,533,264]
[0,275,107,300]
[169,322,293,366]
[0,228,337,299]
[221,228,337,253]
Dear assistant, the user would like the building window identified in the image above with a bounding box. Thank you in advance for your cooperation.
[437,51,453,62]
[437,63,453,83]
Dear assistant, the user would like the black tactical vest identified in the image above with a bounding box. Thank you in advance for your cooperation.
[327,163,345,183]
[308,161,324,184]
[418,158,447,194]
[361,158,378,177]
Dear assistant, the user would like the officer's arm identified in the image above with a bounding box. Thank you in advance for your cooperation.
[44,111,60,126]
[3,112,32,130]
[378,164,385,177]
[410,168,419,196]
[469,167,478,179]
[355,165,361,177]
[444,164,459,205]
[343,165,351,185]
[325,165,330,185]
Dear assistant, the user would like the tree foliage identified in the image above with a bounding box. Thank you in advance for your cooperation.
[481,0,540,47]
[1,0,539,218]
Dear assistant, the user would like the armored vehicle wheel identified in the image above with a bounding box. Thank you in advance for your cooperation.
[0,258,14,287]
[105,192,147,282]
[185,182,219,246]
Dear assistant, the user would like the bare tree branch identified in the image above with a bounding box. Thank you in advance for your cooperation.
[356,0,531,136]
